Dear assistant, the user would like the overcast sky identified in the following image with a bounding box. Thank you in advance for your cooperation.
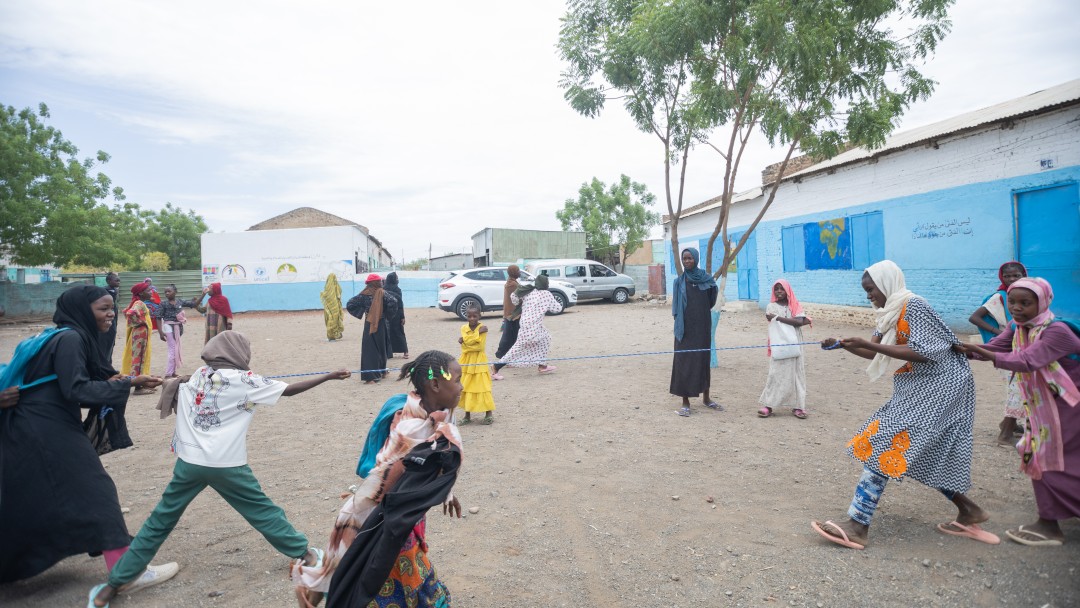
[2,1,1078,263]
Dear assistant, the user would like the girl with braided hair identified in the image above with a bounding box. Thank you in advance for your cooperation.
[294,350,463,608]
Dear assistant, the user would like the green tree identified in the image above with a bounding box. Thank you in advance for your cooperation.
[559,0,952,295]
[0,103,134,267]
[140,203,210,270]
[556,175,659,270]
[139,251,171,271]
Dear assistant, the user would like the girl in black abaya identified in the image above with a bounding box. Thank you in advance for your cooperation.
[0,285,171,586]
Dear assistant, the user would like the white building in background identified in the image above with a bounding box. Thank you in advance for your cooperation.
[200,207,394,311]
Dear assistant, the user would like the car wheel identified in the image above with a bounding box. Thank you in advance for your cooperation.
[612,288,629,304]
[549,291,567,314]
[455,296,481,321]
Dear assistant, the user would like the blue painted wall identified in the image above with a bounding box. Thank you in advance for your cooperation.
[667,165,1080,329]
[223,276,444,313]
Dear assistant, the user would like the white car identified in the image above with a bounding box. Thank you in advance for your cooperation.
[438,267,577,320]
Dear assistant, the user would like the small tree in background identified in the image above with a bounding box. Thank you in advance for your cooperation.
[140,251,170,272]
[556,175,660,270]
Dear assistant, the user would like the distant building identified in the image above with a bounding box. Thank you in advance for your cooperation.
[664,79,1080,327]
[429,253,473,272]
[0,255,59,284]
[198,207,396,312]
[471,228,587,267]
[248,207,393,270]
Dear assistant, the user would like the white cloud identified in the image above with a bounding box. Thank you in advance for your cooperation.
[1,0,1077,261]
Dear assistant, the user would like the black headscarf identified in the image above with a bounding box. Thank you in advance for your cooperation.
[53,284,115,379]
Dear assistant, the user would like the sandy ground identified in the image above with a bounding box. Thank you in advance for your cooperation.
[1,301,1077,608]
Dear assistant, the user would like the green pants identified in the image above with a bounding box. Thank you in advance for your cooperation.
[108,459,309,587]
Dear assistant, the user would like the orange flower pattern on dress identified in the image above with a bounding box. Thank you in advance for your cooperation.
[895,302,914,375]
[848,419,881,462]
[878,429,912,478]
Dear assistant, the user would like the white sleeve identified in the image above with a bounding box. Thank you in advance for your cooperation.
[245,373,289,405]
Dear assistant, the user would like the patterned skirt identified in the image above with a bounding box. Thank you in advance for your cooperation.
[369,525,451,608]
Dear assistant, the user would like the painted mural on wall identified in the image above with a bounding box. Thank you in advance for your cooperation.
[803,218,852,270]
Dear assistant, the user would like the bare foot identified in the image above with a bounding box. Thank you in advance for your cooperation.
[951,493,990,526]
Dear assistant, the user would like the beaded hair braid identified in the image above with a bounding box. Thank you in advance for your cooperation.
[397,350,456,394]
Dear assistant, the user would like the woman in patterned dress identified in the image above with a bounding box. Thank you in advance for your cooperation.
[122,283,156,394]
[495,274,562,374]
[811,260,998,549]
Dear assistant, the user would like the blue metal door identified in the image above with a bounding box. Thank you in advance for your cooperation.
[734,231,759,301]
[1016,183,1080,318]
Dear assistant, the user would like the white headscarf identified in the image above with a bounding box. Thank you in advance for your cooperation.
[865,260,915,381]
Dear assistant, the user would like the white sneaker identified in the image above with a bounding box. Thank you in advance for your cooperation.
[120,562,180,594]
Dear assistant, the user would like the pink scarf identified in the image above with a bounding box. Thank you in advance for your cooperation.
[1008,278,1080,479]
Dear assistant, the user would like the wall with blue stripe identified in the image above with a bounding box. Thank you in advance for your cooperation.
[222,273,446,313]
[666,165,1080,329]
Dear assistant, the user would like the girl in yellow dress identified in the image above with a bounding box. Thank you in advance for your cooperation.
[458,304,495,424]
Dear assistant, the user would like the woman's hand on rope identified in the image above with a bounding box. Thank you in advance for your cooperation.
[131,375,164,389]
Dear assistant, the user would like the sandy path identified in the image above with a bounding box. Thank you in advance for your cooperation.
[1,301,1076,607]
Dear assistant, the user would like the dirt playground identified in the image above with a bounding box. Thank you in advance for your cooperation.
[1,301,1076,607]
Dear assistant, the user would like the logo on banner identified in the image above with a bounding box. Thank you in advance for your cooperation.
[221,264,247,282]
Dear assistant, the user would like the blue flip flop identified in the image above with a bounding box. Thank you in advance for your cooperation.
[87,584,108,608]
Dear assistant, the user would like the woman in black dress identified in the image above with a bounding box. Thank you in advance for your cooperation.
[0,285,172,585]
[384,272,410,359]
[670,248,721,416]
[347,274,400,384]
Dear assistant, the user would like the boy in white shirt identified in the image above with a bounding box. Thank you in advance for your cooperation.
[90,331,350,607]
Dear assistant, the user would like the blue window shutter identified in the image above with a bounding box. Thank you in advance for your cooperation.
[782,227,794,271]
[782,226,805,272]
[849,211,885,270]
[851,214,870,269]
[867,212,885,264]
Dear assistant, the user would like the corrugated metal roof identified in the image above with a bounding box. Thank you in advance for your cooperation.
[663,186,763,223]
[786,78,1080,180]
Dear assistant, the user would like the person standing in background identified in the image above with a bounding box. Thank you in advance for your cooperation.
[102,272,121,364]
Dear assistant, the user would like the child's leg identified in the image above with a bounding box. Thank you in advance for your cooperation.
[209,464,310,559]
[164,332,178,376]
[107,459,208,588]
[848,467,889,527]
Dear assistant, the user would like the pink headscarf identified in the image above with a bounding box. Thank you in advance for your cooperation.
[1005,277,1079,479]
[1007,277,1053,330]
[770,279,807,320]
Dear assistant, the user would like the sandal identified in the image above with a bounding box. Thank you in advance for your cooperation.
[480,417,494,425]
[757,407,772,418]
[792,409,808,419]
[459,418,472,425]
[87,584,109,608]
[677,406,691,417]
[539,365,557,374]
[811,520,865,550]
[705,401,723,411]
